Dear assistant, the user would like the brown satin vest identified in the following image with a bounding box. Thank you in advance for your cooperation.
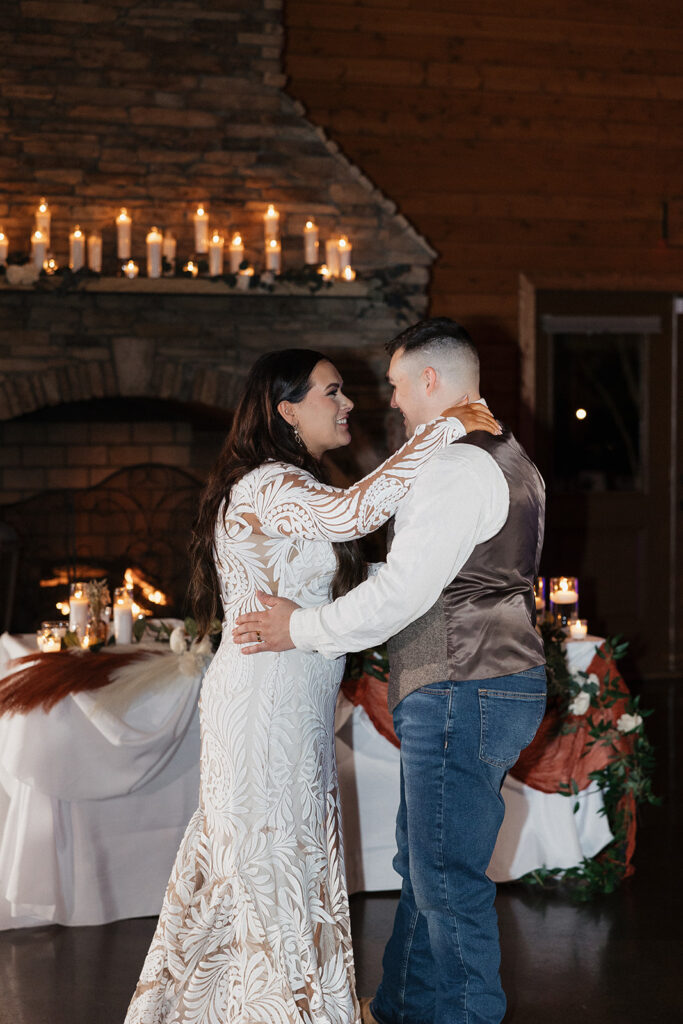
[386,430,546,711]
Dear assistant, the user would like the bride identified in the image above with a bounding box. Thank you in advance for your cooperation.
[124,349,497,1024]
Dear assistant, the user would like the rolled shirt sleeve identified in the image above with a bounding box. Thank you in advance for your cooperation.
[289,445,510,659]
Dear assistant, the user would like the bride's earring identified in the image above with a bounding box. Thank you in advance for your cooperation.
[293,424,304,447]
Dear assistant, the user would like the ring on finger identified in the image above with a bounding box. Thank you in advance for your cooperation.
[256,631,262,642]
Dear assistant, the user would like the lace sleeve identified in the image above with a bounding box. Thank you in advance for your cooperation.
[246,416,465,542]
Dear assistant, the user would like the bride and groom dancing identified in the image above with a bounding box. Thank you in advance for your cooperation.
[124,317,547,1024]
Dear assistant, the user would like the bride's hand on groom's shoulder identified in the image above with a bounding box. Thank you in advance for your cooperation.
[443,401,501,436]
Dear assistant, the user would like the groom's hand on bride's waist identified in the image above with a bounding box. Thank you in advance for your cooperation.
[233,590,299,654]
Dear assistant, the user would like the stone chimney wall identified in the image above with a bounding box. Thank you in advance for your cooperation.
[0,0,432,274]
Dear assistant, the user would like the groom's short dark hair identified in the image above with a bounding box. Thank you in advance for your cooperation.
[386,317,478,364]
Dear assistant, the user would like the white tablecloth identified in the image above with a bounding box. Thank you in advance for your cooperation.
[0,634,612,929]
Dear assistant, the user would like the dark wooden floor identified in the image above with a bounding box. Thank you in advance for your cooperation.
[1,677,679,1024]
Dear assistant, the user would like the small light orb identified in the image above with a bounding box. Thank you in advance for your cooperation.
[575,408,587,420]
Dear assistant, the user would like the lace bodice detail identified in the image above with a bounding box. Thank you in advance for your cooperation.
[214,416,464,622]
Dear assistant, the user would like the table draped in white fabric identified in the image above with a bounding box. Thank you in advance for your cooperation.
[0,633,612,930]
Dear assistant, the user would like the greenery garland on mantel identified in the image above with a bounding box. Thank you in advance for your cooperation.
[346,623,658,902]
[0,259,421,320]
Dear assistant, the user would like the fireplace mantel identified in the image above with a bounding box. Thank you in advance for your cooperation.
[0,276,370,299]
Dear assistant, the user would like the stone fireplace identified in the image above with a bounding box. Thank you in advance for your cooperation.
[0,0,435,631]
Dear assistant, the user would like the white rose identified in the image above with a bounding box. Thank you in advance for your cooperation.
[616,713,643,734]
[169,626,187,655]
[568,691,591,716]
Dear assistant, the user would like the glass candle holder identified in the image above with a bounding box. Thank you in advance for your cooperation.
[36,620,67,653]
[549,576,579,627]
[533,577,546,618]
[569,618,588,640]
[69,582,90,637]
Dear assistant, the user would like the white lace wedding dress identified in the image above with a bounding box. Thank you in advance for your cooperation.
[124,417,463,1024]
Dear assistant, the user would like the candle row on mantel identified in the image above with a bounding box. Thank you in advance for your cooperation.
[0,199,356,279]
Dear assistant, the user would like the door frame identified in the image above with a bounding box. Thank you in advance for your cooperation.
[518,272,681,676]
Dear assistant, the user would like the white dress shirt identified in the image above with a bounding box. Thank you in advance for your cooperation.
[289,434,510,659]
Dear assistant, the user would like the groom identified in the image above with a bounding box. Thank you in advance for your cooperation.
[234,317,547,1024]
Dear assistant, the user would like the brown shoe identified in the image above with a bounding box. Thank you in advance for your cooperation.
[359,996,379,1024]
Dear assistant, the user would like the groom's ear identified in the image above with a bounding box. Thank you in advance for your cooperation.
[277,400,297,426]
[422,366,438,395]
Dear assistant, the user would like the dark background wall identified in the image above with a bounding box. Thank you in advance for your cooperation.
[284,0,683,425]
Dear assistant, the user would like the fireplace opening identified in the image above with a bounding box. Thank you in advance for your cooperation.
[1,397,234,632]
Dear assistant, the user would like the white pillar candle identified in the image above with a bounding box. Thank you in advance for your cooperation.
[325,237,340,277]
[31,228,47,271]
[35,197,51,244]
[146,225,163,278]
[569,619,588,640]
[69,584,89,637]
[87,231,102,272]
[113,587,134,645]
[162,231,176,275]
[265,237,281,273]
[69,225,85,271]
[208,231,224,276]
[193,205,209,253]
[263,203,279,244]
[0,229,8,265]
[229,232,244,273]
[236,265,254,291]
[337,235,352,271]
[303,219,319,264]
[116,208,132,259]
[122,259,139,279]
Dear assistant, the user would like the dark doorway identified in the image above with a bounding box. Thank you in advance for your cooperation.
[535,290,681,678]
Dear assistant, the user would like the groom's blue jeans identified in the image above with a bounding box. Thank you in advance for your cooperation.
[371,666,547,1024]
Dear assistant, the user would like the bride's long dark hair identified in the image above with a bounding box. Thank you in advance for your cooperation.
[189,349,366,637]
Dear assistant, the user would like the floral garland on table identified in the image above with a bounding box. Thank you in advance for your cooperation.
[518,622,659,901]
[342,625,659,902]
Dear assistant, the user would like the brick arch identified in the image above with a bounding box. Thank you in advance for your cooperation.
[0,356,250,422]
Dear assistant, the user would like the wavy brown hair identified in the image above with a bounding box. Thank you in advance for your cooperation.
[189,349,366,637]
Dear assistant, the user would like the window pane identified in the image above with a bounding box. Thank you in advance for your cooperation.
[551,332,643,492]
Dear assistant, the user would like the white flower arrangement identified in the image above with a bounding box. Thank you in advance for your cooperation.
[567,672,599,716]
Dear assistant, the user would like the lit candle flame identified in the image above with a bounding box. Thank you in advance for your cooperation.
[232,233,242,246]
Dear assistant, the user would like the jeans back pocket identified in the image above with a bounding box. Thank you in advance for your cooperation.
[478,689,547,769]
